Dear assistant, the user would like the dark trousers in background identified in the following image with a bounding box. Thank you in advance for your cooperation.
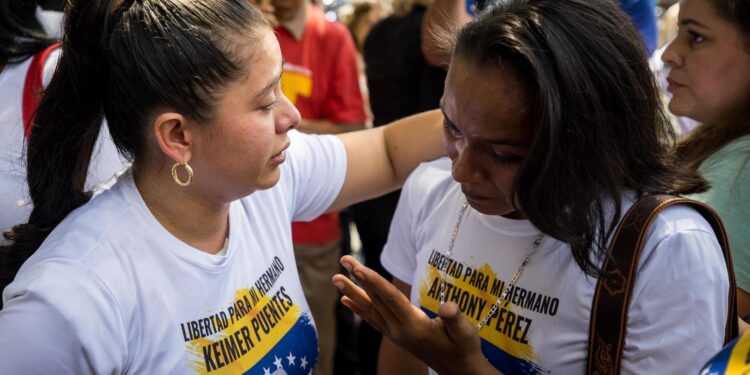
[335,208,358,374]
[295,240,342,375]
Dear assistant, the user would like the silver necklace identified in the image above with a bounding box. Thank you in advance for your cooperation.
[438,201,545,331]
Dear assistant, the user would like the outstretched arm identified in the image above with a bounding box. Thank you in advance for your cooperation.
[297,119,364,135]
[332,255,502,375]
[327,110,444,212]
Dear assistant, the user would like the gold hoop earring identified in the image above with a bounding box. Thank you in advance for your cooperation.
[171,162,194,187]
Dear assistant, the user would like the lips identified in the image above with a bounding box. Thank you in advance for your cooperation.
[274,142,290,157]
[666,77,685,92]
[270,141,290,164]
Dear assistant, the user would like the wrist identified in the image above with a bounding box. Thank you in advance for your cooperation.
[461,352,499,375]
[434,351,498,375]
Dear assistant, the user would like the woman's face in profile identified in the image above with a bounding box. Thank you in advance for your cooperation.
[441,57,533,218]
[662,0,750,125]
[187,30,300,201]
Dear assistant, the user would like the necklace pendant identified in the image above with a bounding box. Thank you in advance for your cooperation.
[437,201,545,332]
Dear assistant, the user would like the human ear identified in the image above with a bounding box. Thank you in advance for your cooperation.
[152,112,194,164]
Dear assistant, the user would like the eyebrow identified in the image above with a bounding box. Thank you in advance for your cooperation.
[254,65,283,100]
[439,106,529,148]
[680,19,710,30]
[486,137,530,148]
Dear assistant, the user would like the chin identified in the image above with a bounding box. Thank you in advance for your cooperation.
[254,170,282,191]
[668,99,695,119]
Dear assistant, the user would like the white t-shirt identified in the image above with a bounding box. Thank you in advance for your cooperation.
[0,49,126,241]
[382,158,729,375]
[0,131,346,374]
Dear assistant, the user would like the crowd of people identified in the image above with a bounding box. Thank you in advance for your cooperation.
[0,0,748,374]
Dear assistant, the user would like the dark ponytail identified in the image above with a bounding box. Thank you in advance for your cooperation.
[1,0,268,289]
[0,0,57,65]
[0,0,114,290]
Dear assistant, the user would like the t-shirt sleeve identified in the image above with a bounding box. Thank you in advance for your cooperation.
[324,28,366,124]
[283,130,347,221]
[621,211,729,374]
[380,167,423,285]
[0,260,128,373]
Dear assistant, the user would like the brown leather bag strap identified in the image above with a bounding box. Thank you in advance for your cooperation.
[586,194,738,375]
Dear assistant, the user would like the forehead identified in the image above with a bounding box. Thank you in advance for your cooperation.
[238,30,282,85]
[443,58,532,141]
[679,0,718,22]
[211,29,281,112]
[259,29,283,68]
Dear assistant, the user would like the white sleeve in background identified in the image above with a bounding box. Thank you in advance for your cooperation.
[284,130,347,222]
[622,212,729,375]
[0,260,128,374]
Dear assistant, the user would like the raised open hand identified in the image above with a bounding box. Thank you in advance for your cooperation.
[332,255,502,375]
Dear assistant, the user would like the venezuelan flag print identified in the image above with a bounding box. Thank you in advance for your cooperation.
[418,253,547,375]
[185,286,318,374]
[700,330,750,375]
[242,315,318,375]
[421,307,545,375]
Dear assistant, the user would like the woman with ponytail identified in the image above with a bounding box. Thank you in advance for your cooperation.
[0,0,443,372]
[0,0,124,254]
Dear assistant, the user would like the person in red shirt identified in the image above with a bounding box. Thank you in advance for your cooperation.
[271,0,367,374]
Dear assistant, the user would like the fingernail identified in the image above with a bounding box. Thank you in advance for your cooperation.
[354,270,364,280]
[342,262,352,273]
[333,281,344,290]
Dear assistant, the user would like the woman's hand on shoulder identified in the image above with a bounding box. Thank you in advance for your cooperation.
[332,255,502,375]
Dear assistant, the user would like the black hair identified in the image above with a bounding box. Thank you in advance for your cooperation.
[453,0,706,276]
[0,0,58,65]
[1,0,268,289]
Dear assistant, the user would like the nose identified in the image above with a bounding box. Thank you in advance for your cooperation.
[451,142,484,184]
[276,94,300,133]
[661,36,684,68]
